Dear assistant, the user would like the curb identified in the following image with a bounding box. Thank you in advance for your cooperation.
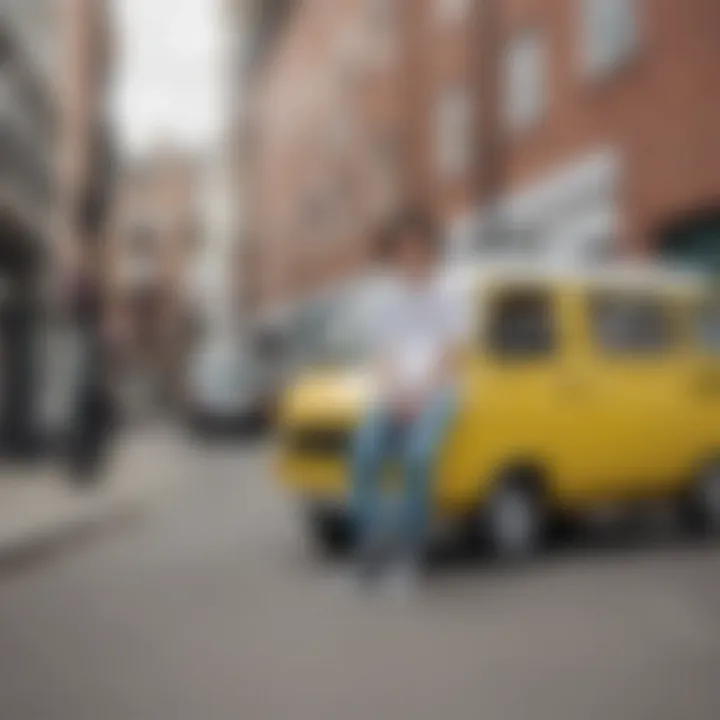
[0,491,139,573]
[0,473,180,573]
[0,427,195,572]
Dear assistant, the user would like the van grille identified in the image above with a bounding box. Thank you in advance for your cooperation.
[287,428,352,458]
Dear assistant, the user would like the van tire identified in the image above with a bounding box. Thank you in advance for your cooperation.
[481,470,545,562]
[306,507,354,558]
[679,461,720,535]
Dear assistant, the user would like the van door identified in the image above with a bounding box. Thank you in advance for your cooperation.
[578,292,685,497]
[459,285,568,495]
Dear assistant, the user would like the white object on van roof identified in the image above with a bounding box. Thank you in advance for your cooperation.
[445,257,708,295]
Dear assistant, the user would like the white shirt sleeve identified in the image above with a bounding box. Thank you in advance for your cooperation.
[442,278,472,346]
[368,284,399,358]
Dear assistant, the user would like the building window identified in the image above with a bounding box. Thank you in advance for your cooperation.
[367,0,396,31]
[505,31,546,133]
[366,0,398,64]
[436,86,471,179]
[436,0,470,25]
[659,212,720,271]
[582,0,637,77]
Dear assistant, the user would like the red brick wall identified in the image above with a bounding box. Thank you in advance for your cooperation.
[56,0,113,278]
[247,0,720,312]
[399,0,480,220]
[498,0,720,255]
[248,0,407,316]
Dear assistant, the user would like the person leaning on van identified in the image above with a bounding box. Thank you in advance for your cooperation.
[279,262,720,572]
[350,208,469,589]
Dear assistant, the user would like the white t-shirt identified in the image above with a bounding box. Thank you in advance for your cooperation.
[372,273,470,397]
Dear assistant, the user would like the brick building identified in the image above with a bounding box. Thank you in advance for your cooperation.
[38,0,116,449]
[427,0,720,263]
[242,0,405,323]
[56,0,115,281]
[108,150,201,408]
[243,0,720,329]
[0,0,115,453]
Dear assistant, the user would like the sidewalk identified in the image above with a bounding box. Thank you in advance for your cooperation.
[0,425,186,565]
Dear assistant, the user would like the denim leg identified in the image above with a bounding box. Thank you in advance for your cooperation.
[350,405,394,549]
[401,390,456,560]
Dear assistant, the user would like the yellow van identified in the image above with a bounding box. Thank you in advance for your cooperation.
[278,265,720,559]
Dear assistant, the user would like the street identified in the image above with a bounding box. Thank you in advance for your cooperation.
[0,434,719,720]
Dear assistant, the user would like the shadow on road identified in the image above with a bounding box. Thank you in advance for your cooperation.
[428,514,720,580]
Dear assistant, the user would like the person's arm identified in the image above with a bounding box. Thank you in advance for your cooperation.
[367,293,396,404]
[371,352,394,400]
[424,283,470,394]
[370,324,417,419]
[432,341,464,386]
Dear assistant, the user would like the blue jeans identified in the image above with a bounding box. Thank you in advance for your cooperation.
[350,389,456,563]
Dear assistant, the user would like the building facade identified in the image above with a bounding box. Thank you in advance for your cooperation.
[36,0,116,450]
[242,0,406,324]
[108,150,201,409]
[0,0,115,454]
[0,1,56,453]
[244,0,720,328]
[56,0,115,277]
[449,0,720,264]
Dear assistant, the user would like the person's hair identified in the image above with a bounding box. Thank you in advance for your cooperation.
[374,207,443,262]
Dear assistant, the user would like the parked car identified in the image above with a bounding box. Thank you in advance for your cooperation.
[186,340,269,436]
[276,262,720,559]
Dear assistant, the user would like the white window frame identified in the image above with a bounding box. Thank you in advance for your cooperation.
[436,85,472,179]
[435,0,470,26]
[367,0,396,31]
[582,0,638,78]
[504,30,546,133]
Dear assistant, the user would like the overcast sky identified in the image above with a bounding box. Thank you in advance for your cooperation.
[111,0,222,158]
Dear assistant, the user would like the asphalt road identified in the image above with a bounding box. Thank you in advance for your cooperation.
[1,434,719,720]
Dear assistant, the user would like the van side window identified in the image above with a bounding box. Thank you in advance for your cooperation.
[591,296,674,354]
[488,290,555,357]
[695,302,720,353]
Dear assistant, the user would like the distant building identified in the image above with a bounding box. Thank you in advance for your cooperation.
[189,0,246,341]
[226,0,255,326]
[108,150,201,409]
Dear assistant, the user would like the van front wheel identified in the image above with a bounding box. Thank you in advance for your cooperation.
[481,474,545,561]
